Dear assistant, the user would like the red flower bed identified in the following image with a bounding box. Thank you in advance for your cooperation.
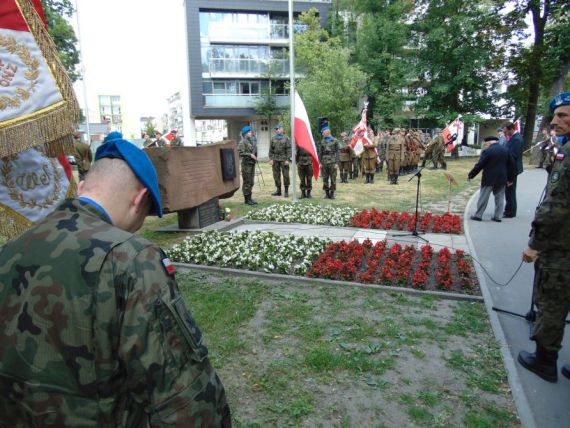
[307,240,478,295]
[351,209,462,234]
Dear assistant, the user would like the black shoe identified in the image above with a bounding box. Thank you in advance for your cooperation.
[306,190,312,199]
[284,187,289,197]
[562,364,570,380]
[325,190,330,199]
[491,217,502,222]
[300,190,306,199]
[518,347,558,383]
[370,173,374,184]
[271,188,281,196]
[470,215,482,221]
[502,213,515,218]
[329,191,335,200]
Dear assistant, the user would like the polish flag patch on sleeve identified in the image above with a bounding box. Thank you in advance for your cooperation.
[162,257,176,275]
[556,152,565,161]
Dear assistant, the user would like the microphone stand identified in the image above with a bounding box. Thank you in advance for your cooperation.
[397,164,429,243]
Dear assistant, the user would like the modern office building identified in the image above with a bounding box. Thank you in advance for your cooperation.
[185,0,331,157]
[98,95,123,133]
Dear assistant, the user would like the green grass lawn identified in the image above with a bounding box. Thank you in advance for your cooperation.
[179,269,519,427]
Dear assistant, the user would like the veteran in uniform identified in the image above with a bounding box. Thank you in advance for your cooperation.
[386,128,405,184]
[362,128,378,183]
[237,125,258,205]
[376,130,388,174]
[318,125,340,199]
[0,132,231,426]
[153,129,168,147]
[338,131,352,183]
[73,133,92,181]
[169,128,183,147]
[518,92,570,383]
[268,123,292,197]
[296,144,314,198]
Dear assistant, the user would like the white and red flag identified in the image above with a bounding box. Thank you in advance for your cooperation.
[350,106,373,157]
[0,0,79,238]
[294,91,319,180]
[513,116,523,134]
[442,117,464,152]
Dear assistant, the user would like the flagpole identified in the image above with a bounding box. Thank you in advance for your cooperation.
[74,0,91,147]
[289,0,297,202]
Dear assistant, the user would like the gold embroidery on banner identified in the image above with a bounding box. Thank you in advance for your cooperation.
[1,151,62,209]
[0,35,40,111]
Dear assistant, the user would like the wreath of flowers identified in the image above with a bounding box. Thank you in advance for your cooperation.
[0,34,40,111]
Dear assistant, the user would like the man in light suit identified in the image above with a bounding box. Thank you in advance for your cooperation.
[468,136,515,222]
[503,122,524,218]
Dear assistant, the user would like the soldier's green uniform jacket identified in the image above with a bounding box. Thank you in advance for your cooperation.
[237,136,257,166]
[269,135,291,161]
[170,136,183,147]
[296,147,313,166]
[317,136,340,165]
[73,139,92,178]
[528,141,570,269]
[0,199,231,427]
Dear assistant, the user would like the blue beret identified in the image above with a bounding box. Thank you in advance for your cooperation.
[321,125,330,133]
[241,125,252,135]
[550,92,570,113]
[95,132,163,217]
[275,123,284,129]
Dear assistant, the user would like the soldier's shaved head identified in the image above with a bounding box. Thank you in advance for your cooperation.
[82,157,143,194]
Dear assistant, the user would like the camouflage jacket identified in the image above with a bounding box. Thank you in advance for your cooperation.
[0,199,231,427]
[528,140,570,268]
[73,140,92,176]
[317,137,340,165]
[237,137,257,165]
[296,147,314,166]
[170,136,183,147]
[269,135,291,162]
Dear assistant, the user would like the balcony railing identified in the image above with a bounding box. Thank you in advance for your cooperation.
[204,94,290,109]
[203,58,289,76]
[207,22,309,43]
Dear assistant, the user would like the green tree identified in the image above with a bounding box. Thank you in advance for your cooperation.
[144,120,156,136]
[254,63,286,129]
[411,0,507,125]
[41,0,80,82]
[294,9,368,138]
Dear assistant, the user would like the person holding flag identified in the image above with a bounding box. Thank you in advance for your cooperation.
[317,125,340,199]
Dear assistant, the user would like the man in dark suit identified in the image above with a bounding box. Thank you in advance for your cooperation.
[468,136,515,222]
[503,122,524,217]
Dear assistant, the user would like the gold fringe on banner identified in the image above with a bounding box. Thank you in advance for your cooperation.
[0,0,80,158]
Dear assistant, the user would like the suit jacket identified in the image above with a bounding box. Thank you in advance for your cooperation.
[507,132,524,175]
[468,143,515,187]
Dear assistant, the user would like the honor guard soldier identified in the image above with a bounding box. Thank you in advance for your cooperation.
[238,125,258,205]
[153,129,167,147]
[169,128,183,147]
[431,130,447,170]
[338,131,352,183]
[318,125,340,199]
[362,128,378,183]
[386,128,405,184]
[296,144,314,198]
[518,92,570,383]
[0,132,231,425]
[269,123,292,197]
[376,130,388,174]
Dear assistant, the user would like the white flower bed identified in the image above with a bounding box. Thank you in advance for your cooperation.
[246,203,358,227]
[168,230,331,275]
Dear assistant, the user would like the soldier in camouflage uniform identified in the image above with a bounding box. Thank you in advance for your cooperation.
[73,133,92,181]
[237,125,258,205]
[431,131,447,170]
[153,129,167,147]
[296,144,314,198]
[518,92,570,383]
[269,123,292,197]
[318,125,340,199]
[386,128,405,185]
[338,131,352,184]
[169,128,183,147]
[362,128,378,184]
[0,132,231,426]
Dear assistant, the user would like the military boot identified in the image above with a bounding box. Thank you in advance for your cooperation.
[245,195,256,205]
[329,191,335,200]
[349,171,353,180]
[325,190,330,199]
[378,164,383,173]
[365,173,370,184]
[370,173,375,184]
[300,189,306,199]
[306,189,312,198]
[284,186,289,197]
[562,364,570,380]
[518,345,558,383]
[441,162,447,170]
[271,187,282,196]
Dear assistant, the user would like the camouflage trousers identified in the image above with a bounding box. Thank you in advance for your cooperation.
[339,160,351,174]
[297,164,313,191]
[241,161,255,195]
[272,161,290,188]
[321,163,337,191]
[531,260,570,352]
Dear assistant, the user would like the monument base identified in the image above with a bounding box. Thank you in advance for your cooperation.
[177,197,220,229]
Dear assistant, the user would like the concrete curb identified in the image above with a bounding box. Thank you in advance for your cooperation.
[173,262,484,303]
[464,189,535,428]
